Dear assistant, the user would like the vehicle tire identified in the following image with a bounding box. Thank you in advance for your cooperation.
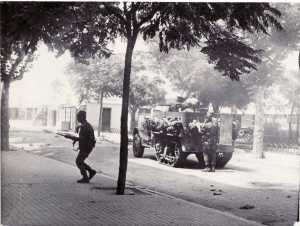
[154,142,164,162]
[195,153,205,168]
[216,152,233,168]
[133,134,144,158]
[169,143,186,167]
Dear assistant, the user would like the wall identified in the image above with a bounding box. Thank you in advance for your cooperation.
[86,100,130,133]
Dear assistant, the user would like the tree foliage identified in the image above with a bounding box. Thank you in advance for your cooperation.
[67,52,165,112]
[159,49,250,112]
[234,3,300,158]
[1,2,78,151]
[66,55,123,103]
[241,3,300,94]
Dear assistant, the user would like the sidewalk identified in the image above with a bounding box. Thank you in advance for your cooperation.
[2,151,265,226]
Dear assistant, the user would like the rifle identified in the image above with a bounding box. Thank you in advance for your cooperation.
[56,131,79,140]
[56,131,79,151]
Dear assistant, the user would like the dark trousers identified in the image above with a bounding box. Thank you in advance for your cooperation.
[76,149,93,178]
[203,143,217,167]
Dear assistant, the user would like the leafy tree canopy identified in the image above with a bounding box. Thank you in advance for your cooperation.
[240,3,300,98]
[66,51,165,110]
[157,49,250,112]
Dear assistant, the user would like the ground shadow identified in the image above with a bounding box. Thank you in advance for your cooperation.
[90,186,150,195]
[141,153,254,172]
[91,186,116,191]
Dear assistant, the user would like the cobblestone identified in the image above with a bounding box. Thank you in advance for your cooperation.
[2,151,265,226]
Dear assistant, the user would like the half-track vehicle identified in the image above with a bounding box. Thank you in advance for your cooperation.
[132,109,234,168]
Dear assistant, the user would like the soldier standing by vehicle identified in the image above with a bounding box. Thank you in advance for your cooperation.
[64,110,97,183]
[201,112,219,172]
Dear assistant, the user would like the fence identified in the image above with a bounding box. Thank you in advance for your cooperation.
[235,114,300,153]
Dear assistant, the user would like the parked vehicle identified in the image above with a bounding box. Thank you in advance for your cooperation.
[132,109,234,168]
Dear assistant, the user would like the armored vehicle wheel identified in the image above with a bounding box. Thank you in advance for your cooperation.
[195,153,205,168]
[154,143,164,162]
[133,134,144,157]
[169,143,186,167]
[216,152,233,168]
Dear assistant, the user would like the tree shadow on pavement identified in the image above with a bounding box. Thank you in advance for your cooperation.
[91,186,116,191]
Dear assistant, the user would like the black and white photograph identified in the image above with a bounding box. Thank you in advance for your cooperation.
[1,2,300,226]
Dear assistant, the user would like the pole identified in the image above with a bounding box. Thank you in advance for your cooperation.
[295,157,300,226]
[295,50,300,226]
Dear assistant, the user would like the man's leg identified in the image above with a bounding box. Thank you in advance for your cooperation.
[82,162,96,180]
[76,151,89,183]
[81,149,96,180]
[210,144,217,172]
[202,144,210,172]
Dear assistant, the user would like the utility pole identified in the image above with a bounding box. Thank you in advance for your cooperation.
[295,50,300,226]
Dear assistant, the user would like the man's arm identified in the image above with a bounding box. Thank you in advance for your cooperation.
[64,134,80,141]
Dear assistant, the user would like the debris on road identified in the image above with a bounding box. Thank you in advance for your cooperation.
[239,204,255,210]
[213,192,222,196]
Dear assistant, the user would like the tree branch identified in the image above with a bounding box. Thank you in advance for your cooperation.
[137,5,160,27]
[131,2,138,29]
[12,53,33,82]
[104,4,127,26]
[8,40,35,80]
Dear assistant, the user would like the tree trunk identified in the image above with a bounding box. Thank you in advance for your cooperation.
[253,87,265,159]
[298,49,300,146]
[296,104,300,145]
[0,82,2,150]
[130,107,137,133]
[288,103,295,144]
[1,79,10,151]
[97,90,104,137]
[116,34,137,195]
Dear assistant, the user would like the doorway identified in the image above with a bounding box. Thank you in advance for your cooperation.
[102,108,111,131]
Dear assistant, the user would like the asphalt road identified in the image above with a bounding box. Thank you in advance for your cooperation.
[9,130,300,226]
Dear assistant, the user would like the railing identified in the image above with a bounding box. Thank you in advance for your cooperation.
[235,114,300,153]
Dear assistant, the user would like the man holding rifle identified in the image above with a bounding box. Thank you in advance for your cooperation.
[63,110,97,183]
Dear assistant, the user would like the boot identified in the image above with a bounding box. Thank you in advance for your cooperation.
[77,177,89,183]
[77,170,89,183]
[88,169,97,180]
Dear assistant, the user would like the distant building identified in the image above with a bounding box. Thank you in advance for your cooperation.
[9,105,77,131]
[85,97,131,133]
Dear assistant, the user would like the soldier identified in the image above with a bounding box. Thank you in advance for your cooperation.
[201,112,219,172]
[65,110,97,183]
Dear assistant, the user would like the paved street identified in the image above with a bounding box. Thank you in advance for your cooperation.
[7,130,300,226]
[3,151,269,226]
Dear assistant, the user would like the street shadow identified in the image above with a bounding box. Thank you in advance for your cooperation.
[142,153,202,169]
[179,158,203,169]
[90,186,150,195]
[91,186,115,191]
[141,153,254,172]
